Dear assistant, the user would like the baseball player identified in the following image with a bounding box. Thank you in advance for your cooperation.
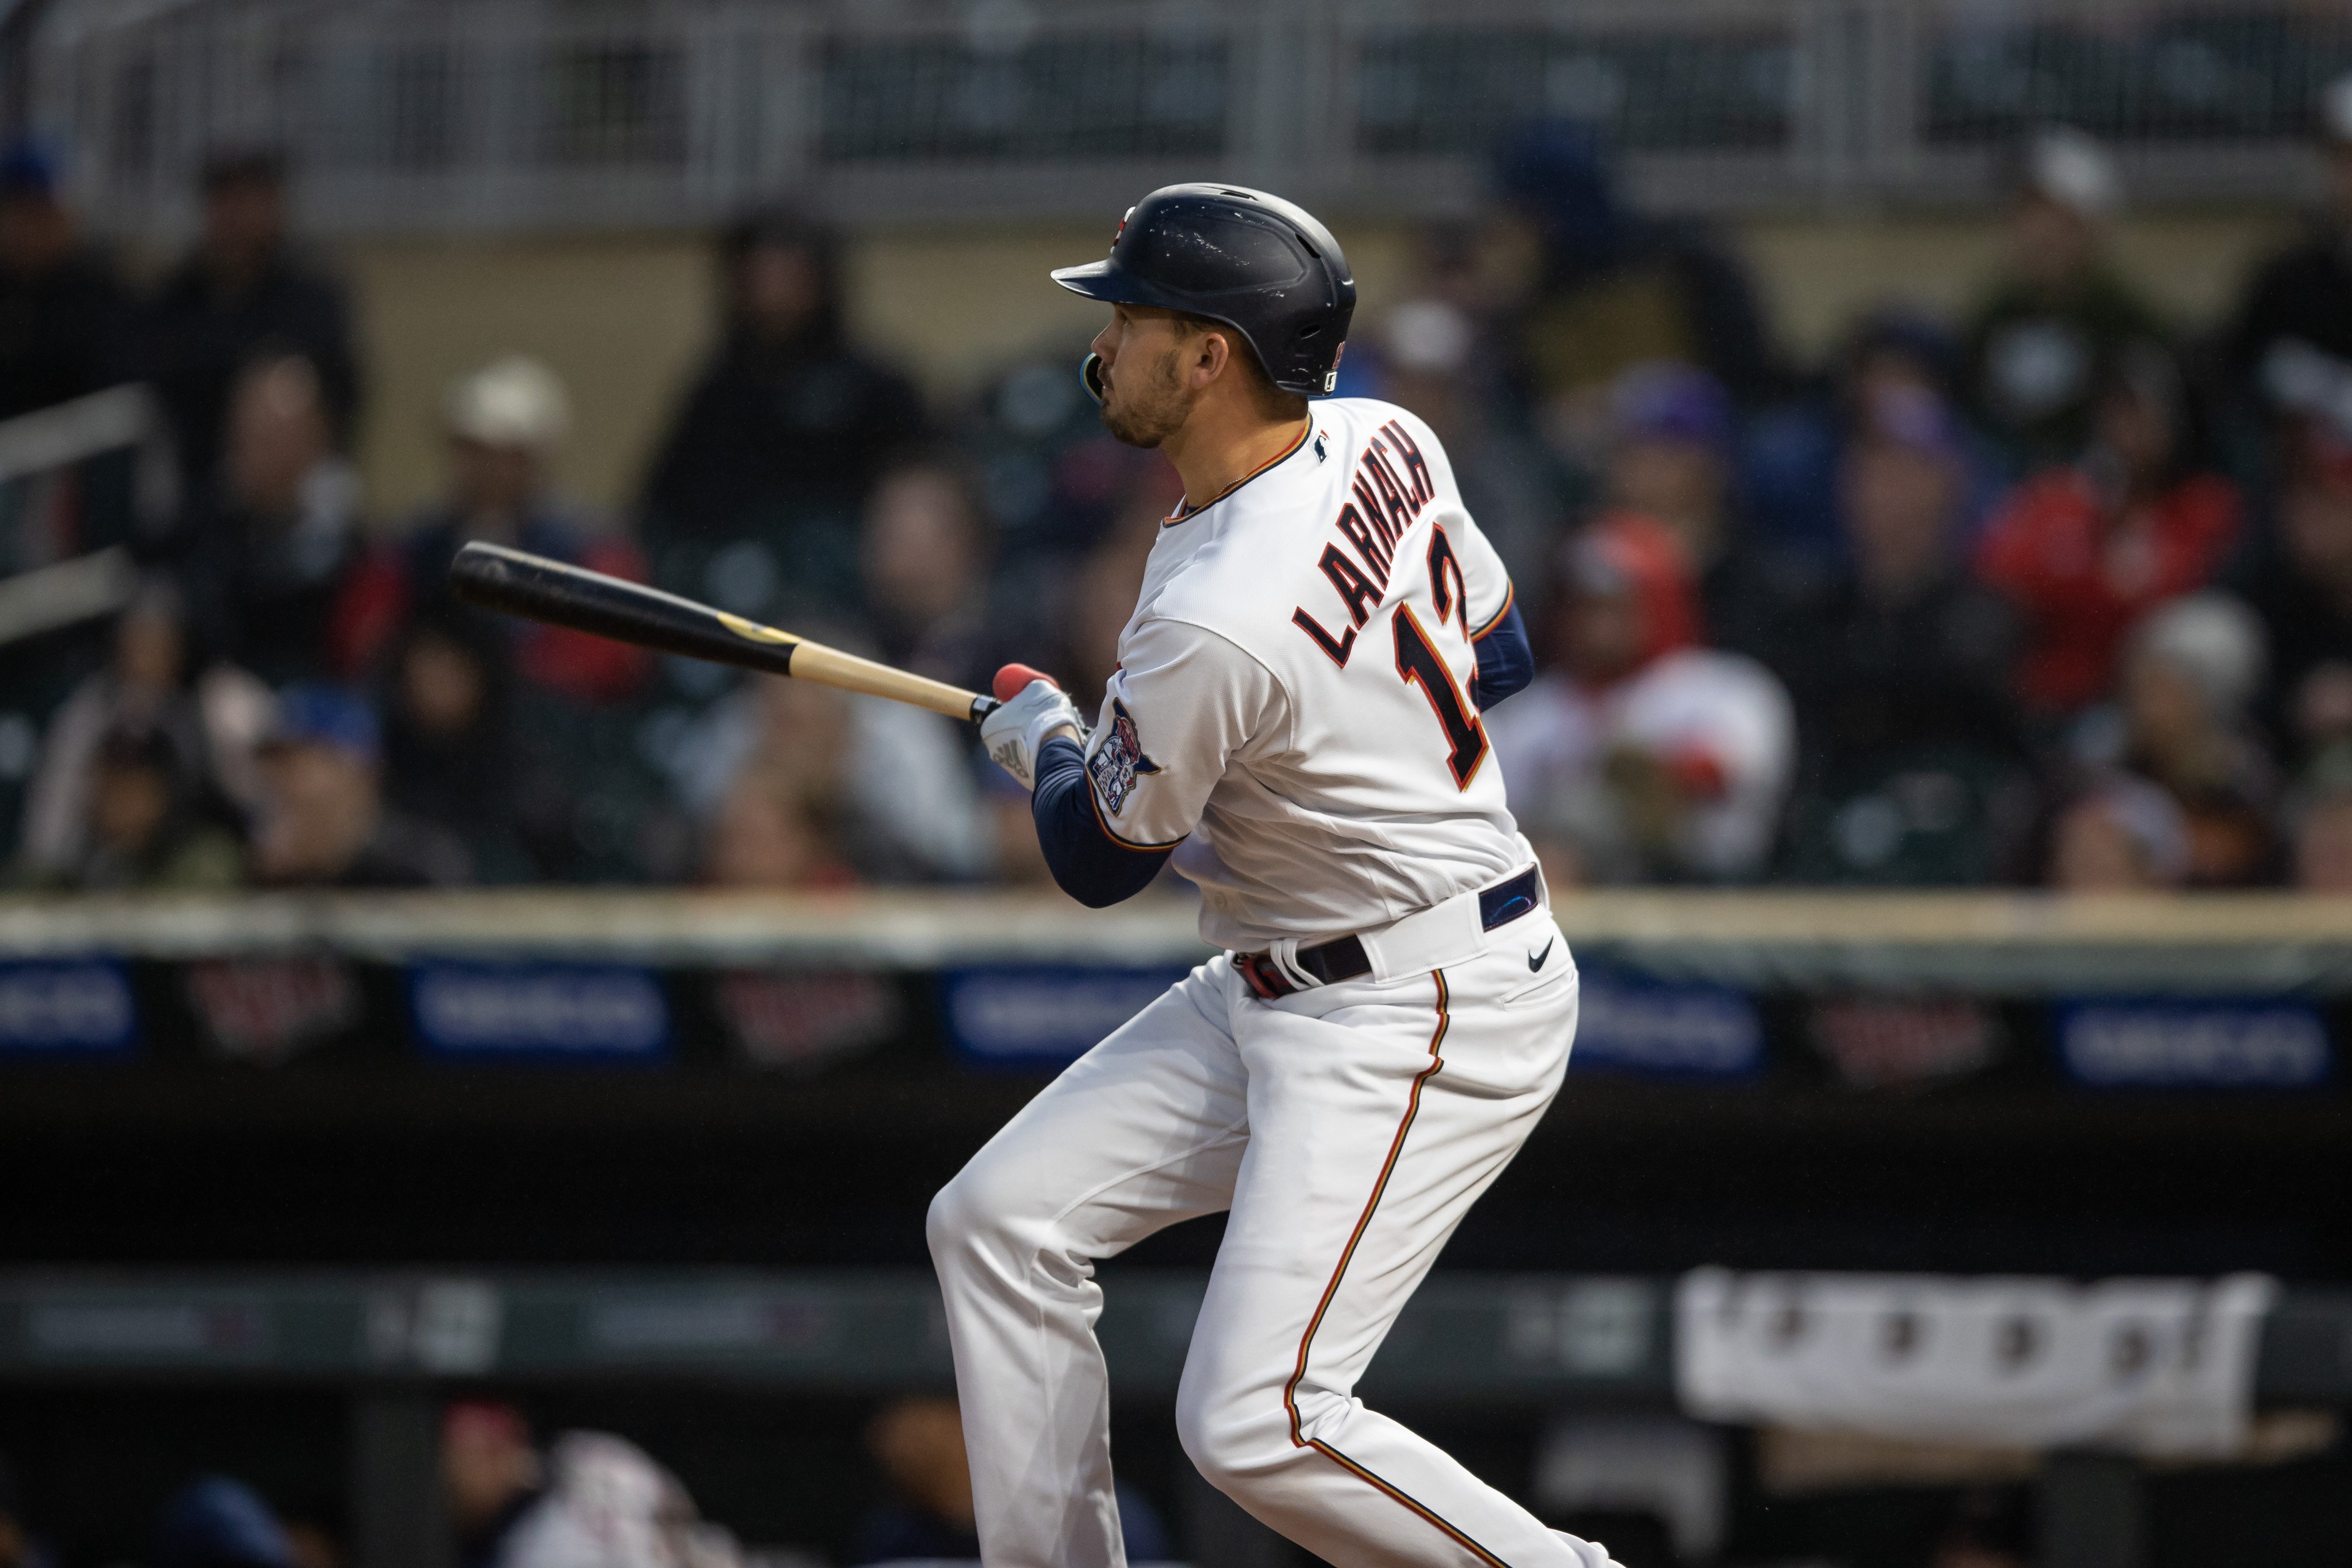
[936,185,1610,1568]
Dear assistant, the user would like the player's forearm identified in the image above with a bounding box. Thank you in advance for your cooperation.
[1030,736,1174,907]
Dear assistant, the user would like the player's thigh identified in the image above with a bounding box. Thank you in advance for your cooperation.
[932,958,1250,1260]
[1181,945,1575,1409]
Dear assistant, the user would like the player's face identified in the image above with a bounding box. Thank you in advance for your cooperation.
[1091,306,1202,449]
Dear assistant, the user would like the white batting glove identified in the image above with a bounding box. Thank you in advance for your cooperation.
[981,677,1087,790]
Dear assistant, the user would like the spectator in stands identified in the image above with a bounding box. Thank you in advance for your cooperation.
[2231,412,2352,770]
[150,1476,296,1568]
[701,773,854,889]
[640,204,927,623]
[0,139,130,421]
[275,1503,343,1568]
[861,457,1000,692]
[851,1396,1166,1566]
[1741,310,2004,566]
[2046,775,2191,892]
[1596,361,1796,659]
[337,356,647,707]
[495,1432,743,1568]
[1484,515,1795,886]
[1490,120,1777,466]
[1775,385,2030,884]
[2095,593,2279,886]
[17,578,271,881]
[1975,341,2241,719]
[142,149,359,489]
[175,354,366,688]
[654,659,988,886]
[23,724,243,889]
[2290,758,2352,892]
[1962,128,2168,469]
[379,606,531,881]
[0,1454,54,1568]
[248,684,468,887]
[2225,74,2352,424]
[333,357,655,882]
[445,1402,543,1568]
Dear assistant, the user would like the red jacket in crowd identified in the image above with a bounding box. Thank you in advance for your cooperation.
[1974,468,2242,713]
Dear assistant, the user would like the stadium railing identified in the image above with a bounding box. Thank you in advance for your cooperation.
[29,0,2352,238]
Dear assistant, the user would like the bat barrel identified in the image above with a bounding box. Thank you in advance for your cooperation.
[449,541,800,679]
[449,541,997,722]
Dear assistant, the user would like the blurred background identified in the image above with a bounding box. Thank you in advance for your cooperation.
[0,0,2350,1564]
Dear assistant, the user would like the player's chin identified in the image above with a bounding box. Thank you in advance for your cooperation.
[1098,400,1166,450]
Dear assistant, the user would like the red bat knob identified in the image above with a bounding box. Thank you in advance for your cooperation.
[993,663,1058,703]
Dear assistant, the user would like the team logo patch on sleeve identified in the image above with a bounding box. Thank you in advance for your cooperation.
[1088,699,1161,817]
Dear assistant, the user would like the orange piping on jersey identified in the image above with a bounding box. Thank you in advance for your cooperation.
[1165,418,1313,526]
[1279,972,1512,1568]
[1471,583,1516,641]
[1084,769,1188,853]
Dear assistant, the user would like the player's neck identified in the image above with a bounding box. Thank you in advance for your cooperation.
[1164,403,1308,515]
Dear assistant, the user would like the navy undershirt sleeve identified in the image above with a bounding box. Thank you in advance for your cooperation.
[1030,734,1174,908]
[1471,602,1534,711]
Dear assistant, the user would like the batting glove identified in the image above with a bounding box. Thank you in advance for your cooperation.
[981,667,1087,789]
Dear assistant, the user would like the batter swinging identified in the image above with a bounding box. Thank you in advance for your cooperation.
[940,184,1613,1568]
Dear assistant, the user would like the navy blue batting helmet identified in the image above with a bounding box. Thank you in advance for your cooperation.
[1053,184,1356,400]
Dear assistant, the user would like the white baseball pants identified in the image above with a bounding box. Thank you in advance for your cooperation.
[927,906,1619,1567]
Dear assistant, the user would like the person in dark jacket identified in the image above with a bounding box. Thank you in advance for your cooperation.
[1491,119,1779,439]
[444,1402,543,1568]
[248,684,468,889]
[638,205,928,623]
[141,149,359,489]
[0,140,131,421]
[150,1476,295,1568]
[1962,127,2168,470]
[174,353,364,688]
[1773,385,2032,884]
[2230,411,2352,771]
[2226,73,2352,424]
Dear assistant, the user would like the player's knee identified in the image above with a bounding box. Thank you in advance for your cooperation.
[1175,1366,1293,1501]
[925,1150,1041,1270]
[924,1169,989,1265]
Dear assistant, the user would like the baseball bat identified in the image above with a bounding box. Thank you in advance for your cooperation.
[447,541,1000,721]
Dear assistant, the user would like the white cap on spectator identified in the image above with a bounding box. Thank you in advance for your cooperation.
[2022,126,2121,219]
[2132,591,2268,720]
[445,355,569,449]
[1384,299,1474,376]
[2324,73,2352,147]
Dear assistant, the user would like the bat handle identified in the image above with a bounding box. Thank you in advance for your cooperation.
[969,696,1000,722]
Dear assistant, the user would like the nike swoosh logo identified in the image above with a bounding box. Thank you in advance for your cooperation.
[1528,939,1554,972]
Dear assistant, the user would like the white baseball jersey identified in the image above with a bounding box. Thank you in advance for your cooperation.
[932,395,1618,1568]
[1079,397,1533,950]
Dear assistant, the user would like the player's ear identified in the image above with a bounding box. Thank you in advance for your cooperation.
[1193,328,1231,389]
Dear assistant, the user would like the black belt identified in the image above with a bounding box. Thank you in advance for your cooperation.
[1233,867,1543,1001]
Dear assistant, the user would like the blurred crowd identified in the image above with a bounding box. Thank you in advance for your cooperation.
[0,1395,1162,1568]
[9,81,2352,898]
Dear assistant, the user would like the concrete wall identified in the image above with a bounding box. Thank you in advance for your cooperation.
[341,209,2302,520]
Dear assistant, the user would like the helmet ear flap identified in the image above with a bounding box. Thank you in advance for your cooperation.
[1079,351,1109,405]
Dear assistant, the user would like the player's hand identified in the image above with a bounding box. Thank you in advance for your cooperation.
[981,665,1086,789]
